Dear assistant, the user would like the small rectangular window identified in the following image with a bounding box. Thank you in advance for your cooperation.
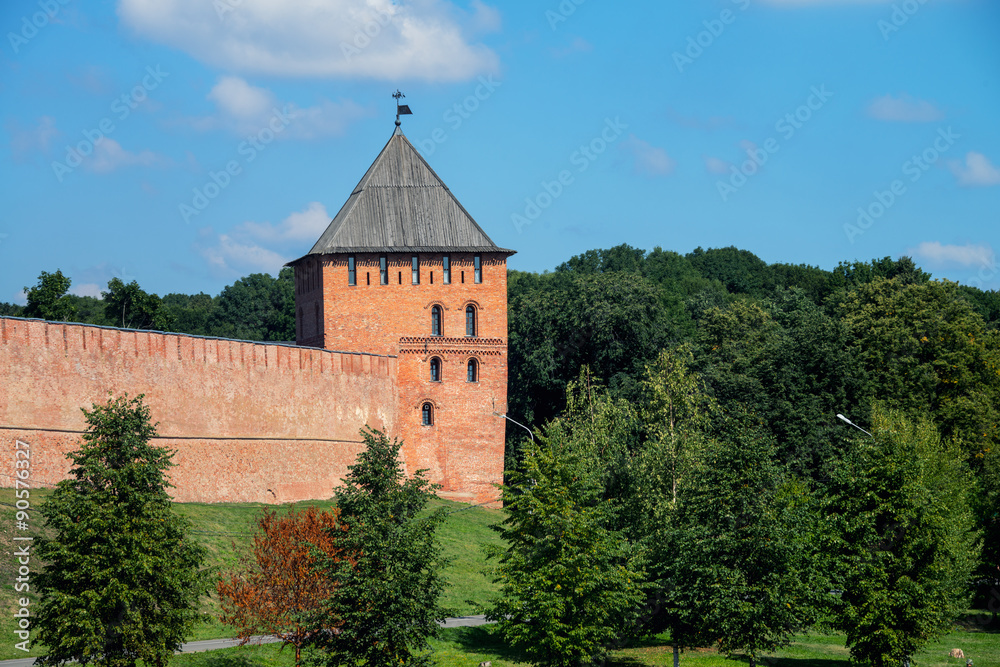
[380,256,388,285]
[348,256,356,286]
[443,256,451,284]
[474,255,482,283]
[412,256,419,285]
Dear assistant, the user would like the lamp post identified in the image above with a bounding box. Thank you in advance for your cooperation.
[836,413,873,437]
[493,411,534,442]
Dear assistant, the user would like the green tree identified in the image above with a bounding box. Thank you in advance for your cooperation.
[23,269,76,321]
[639,344,715,504]
[823,408,980,667]
[697,291,865,476]
[161,292,217,335]
[206,269,294,341]
[35,394,207,667]
[488,422,645,667]
[663,424,818,667]
[308,427,447,667]
[64,294,111,325]
[103,278,172,330]
[839,277,1000,463]
[0,301,25,317]
[686,246,773,297]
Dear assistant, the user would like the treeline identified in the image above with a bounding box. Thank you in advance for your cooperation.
[4,268,295,342]
[503,244,1000,631]
[507,246,1000,470]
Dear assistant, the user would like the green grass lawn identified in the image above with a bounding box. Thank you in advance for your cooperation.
[0,490,503,659]
[140,624,1000,667]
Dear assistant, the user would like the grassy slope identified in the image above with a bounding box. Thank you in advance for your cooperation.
[0,490,503,659]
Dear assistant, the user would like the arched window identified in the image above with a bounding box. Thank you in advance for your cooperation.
[465,305,477,337]
[467,358,478,383]
[431,306,442,336]
[429,357,441,382]
[422,402,433,426]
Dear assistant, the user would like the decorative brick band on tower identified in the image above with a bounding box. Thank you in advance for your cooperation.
[1,126,511,506]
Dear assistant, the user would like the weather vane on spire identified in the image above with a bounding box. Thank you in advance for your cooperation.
[393,90,412,127]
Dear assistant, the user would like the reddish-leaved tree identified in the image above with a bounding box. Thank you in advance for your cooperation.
[217,505,348,666]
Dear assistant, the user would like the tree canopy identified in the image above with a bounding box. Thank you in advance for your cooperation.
[35,394,207,667]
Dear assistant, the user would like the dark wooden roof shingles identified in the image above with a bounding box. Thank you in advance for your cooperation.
[296,128,513,259]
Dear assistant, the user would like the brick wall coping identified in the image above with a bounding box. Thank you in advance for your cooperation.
[0,316,398,359]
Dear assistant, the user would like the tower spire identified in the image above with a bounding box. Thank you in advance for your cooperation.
[393,89,412,127]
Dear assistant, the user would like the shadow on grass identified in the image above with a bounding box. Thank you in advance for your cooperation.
[198,654,268,667]
[439,625,530,663]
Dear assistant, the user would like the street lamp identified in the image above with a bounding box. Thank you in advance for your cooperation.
[836,413,873,437]
[493,411,534,442]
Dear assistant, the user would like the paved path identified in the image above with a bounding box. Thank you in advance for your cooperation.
[0,616,493,665]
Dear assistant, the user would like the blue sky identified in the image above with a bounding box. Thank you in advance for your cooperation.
[2,0,998,303]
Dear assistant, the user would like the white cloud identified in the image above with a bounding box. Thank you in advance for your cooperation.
[7,116,60,162]
[117,0,499,82]
[909,241,994,268]
[866,93,943,123]
[13,289,27,306]
[620,134,675,176]
[208,76,275,119]
[703,156,730,174]
[70,283,104,298]
[947,151,1000,187]
[237,201,331,244]
[197,202,331,276]
[86,138,166,173]
[188,76,372,138]
[468,0,501,33]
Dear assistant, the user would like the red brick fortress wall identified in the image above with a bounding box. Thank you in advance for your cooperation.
[0,317,397,504]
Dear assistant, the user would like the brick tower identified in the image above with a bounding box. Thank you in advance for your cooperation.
[287,126,514,503]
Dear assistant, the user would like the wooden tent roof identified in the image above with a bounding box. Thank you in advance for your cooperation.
[293,127,513,260]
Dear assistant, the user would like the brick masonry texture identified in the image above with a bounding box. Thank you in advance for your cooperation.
[0,317,397,504]
[295,250,509,505]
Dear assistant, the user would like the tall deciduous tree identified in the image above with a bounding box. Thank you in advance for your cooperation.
[839,277,1000,464]
[488,422,645,667]
[640,344,715,503]
[23,269,76,321]
[823,408,980,667]
[308,427,447,667]
[102,278,172,330]
[218,506,348,666]
[35,394,207,667]
[206,269,294,342]
[663,423,818,667]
